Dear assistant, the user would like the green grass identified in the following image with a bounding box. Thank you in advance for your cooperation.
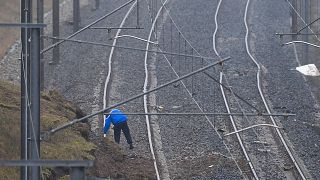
[0,80,96,179]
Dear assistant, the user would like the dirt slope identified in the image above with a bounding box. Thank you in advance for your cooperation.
[0,80,96,179]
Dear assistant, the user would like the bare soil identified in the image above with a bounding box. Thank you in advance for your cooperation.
[90,138,156,180]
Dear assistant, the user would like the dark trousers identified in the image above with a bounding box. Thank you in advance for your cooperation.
[114,121,133,144]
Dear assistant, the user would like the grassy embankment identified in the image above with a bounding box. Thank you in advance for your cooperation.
[0,80,96,179]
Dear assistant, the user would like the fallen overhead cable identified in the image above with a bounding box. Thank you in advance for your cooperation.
[41,0,135,54]
[224,124,282,136]
[42,35,216,59]
[103,112,295,117]
[41,57,229,140]
[90,27,144,30]
[283,41,320,48]
[204,72,261,113]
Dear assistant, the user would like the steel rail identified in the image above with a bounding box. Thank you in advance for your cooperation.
[204,72,261,112]
[156,0,247,174]
[149,1,254,175]
[244,0,306,179]
[284,41,320,48]
[42,35,216,59]
[41,0,135,54]
[154,0,249,173]
[145,1,171,178]
[219,72,259,179]
[42,55,229,145]
[224,124,282,137]
[212,1,258,177]
[103,1,137,129]
[143,1,170,179]
[222,72,286,174]
[212,0,223,59]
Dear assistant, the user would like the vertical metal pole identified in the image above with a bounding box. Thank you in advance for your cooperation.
[178,32,181,75]
[170,19,172,65]
[27,0,33,179]
[191,49,194,96]
[151,0,154,23]
[292,0,298,40]
[161,4,164,46]
[304,0,309,63]
[37,0,44,90]
[20,0,28,179]
[73,0,80,32]
[30,28,41,180]
[184,40,187,75]
[52,0,60,64]
[136,0,140,28]
[95,0,99,9]
[71,167,85,180]
[155,0,157,33]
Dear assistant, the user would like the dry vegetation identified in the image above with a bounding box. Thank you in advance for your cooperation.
[0,80,96,179]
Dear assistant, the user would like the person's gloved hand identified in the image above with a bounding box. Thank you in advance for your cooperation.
[104,134,107,137]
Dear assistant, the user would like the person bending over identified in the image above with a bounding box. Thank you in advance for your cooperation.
[103,108,134,149]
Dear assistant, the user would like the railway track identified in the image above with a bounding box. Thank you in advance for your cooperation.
[103,0,310,179]
[6,0,314,179]
[142,0,244,178]
[213,0,308,179]
[103,0,162,179]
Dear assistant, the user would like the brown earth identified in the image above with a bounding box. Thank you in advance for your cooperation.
[0,80,157,179]
[0,1,157,178]
[0,80,96,179]
[90,138,156,180]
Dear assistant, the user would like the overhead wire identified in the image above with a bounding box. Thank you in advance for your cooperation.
[223,73,286,175]
[286,0,320,42]
[154,0,245,174]
[41,0,136,54]
[21,55,44,179]
[245,0,306,179]
[42,35,216,59]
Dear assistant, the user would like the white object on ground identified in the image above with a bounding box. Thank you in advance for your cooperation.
[296,64,320,76]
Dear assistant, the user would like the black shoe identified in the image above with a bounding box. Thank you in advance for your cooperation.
[129,144,134,149]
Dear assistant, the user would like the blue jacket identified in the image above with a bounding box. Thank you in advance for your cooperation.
[103,109,128,134]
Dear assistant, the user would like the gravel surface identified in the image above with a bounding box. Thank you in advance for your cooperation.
[250,0,320,179]
[1,0,319,179]
[152,0,320,179]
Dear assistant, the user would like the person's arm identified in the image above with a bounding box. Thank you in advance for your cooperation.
[103,115,111,137]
